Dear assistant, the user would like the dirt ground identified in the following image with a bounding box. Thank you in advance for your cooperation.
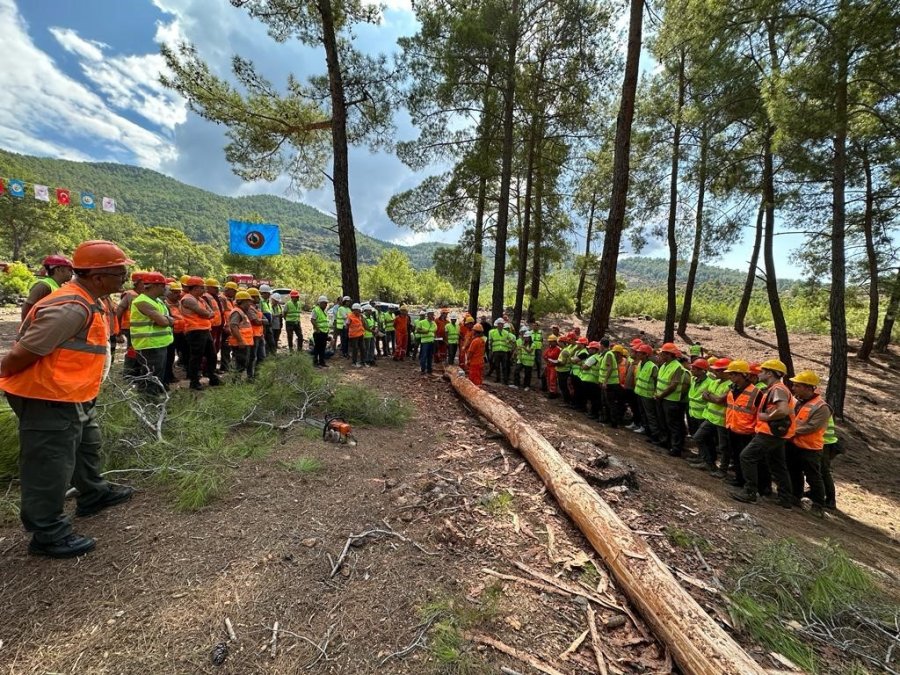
[0,307,898,674]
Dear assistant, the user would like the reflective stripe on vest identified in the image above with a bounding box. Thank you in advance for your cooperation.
[221,296,235,325]
[792,396,828,450]
[656,360,685,401]
[248,305,264,337]
[702,378,730,426]
[181,296,211,332]
[383,313,396,332]
[635,361,657,398]
[571,348,589,379]
[227,307,255,347]
[284,300,302,323]
[726,384,761,435]
[579,353,599,383]
[599,351,618,385]
[531,332,543,349]
[0,283,108,403]
[363,315,375,338]
[755,381,797,438]
[488,328,509,352]
[688,376,711,419]
[518,346,535,367]
[130,294,173,350]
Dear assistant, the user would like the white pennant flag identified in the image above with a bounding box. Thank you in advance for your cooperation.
[101,197,116,213]
[34,184,50,202]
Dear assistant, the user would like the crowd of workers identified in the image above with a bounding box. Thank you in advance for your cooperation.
[0,242,841,558]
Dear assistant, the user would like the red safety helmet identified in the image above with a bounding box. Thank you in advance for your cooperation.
[691,358,709,370]
[637,344,654,355]
[711,358,731,370]
[72,240,134,269]
[577,336,589,345]
[142,271,167,285]
[588,341,601,350]
[289,290,300,298]
[660,342,680,355]
[42,255,73,268]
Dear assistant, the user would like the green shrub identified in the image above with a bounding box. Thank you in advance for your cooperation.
[0,262,35,303]
[0,400,20,478]
[329,385,412,426]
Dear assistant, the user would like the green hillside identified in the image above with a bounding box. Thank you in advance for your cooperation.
[0,149,442,269]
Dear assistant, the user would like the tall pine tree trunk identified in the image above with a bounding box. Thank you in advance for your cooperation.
[735,199,764,335]
[527,163,544,324]
[513,125,538,328]
[857,149,878,361]
[468,176,488,318]
[664,49,686,343]
[318,0,359,300]
[678,126,708,337]
[575,195,596,316]
[875,267,900,353]
[587,0,643,340]
[491,0,519,320]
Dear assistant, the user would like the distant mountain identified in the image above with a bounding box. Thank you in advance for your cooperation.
[0,149,443,269]
[616,256,796,290]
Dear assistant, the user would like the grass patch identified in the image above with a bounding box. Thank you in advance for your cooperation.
[480,491,513,515]
[421,586,503,674]
[580,561,603,589]
[665,525,711,552]
[0,400,21,479]
[284,457,324,474]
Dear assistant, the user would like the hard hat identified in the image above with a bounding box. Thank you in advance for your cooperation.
[168,281,183,291]
[494,318,503,326]
[247,287,261,297]
[259,284,272,293]
[760,359,787,375]
[142,271,167,285]
[711,358,731,370]
[450,313,458,320]
[179,274,191,284]
[289,290,300,298]
[588,340,601,349]
[577,337,589,345]
[691,358,709,370]
[547,334,558,342]
[165,277,175,284]
[42,254,73,268]
[660,342,680,355]
[224,281,239,290]
[630,338,643,346]
[317,294,328,303]
[523,332,532,339]
[235,290,252,301]
[790,370,820,386]
[464,316,474,324]
[185,276,205,287]
[637,344,654,355]
[399,305,407,311]
[352,302,361,310]
[131,271,147,283]
[520,326,528,333]
[426,308,435,314]
[725,360,750,374]
[343,296,351,302]
[749,362,762,375]
[71,241,133,270]
[205,277,220,287]
[612,345,628,355]
[473,324,484,332]
[363,304,373,311]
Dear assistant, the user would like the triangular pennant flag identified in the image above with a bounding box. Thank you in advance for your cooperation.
[8,179,25,198]
[56,188,71,206]
[34,184,50,202]
[80,192,95,209]
[101,197,116,213]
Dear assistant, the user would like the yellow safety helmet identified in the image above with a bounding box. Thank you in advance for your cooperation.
[725,360,750,374]
[612,345,628,356]
[224,281,239,290]
[247,287,261,297]
[790,370,820,386]
[168,281,183,291]
[760,359,787,375]
[179,274,191,285]
[235,290,252,301]
[205,277,220,287]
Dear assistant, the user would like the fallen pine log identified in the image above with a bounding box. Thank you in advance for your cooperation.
[446,368,766,675]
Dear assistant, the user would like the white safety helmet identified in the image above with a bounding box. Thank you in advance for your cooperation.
[351,302,361,310]
[519,326,528,333]
[259,284,272,293]
[342,295,351,302]
[494,318,504,326]
[449,313,458,320]
[317,294,328,303]
[522,331,532,338]
[426,308,435,314]
[362,304,372,312]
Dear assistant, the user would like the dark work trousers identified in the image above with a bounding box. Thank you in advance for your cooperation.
[254,336,266,364]
[515,364,533,389]
[271,328,281,353]
[419,341,435,373]
[557,371,571,403]
[121,328,137,379]
[185,329,217,386]
[659,399,686,455]
[726,432,752,485]
[695,421,729,467]
[341,326,350,357]
[492,351,510,384]
[209,326,223,370]
[135,347,168,395]
[7,395,110,545]
[739,433,792,499]
[571,377,587,411]
[312,331,328,366]
[822,441,842,506]
[285,322,303,352]
[447,342,458,366]
[364,337,375,364]
[164,342,177,384]
[350,336,364,364]
[639,396,660,440]
[383,330,396,356]
[533,349,542,379]
[687,415,703,436]
[786,443,825,506]
[173,332,187,368]
[624,389,642,427]
[232,345,256,380]
[602,384,625,427]
[264,327,277,354]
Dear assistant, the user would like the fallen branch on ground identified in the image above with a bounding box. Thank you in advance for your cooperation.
[466,632,567,675]
[330,524,435,578]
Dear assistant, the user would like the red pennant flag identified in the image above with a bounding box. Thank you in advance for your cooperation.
[0,178,5,195]
[56,188,71,206]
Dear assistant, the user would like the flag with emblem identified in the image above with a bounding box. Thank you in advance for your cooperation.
[56,188,71,206]
[80,192,95,209]
[228,220,281,256]
[101,197,116,213]
[34,184,50,202]
[8,179,25,198]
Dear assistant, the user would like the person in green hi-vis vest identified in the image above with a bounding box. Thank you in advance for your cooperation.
[415,309,437,374]
[129,272,175,396]
[21,255,74,322]
[445,313,460,365]
[311,295,331,367]
[283,290,304,352]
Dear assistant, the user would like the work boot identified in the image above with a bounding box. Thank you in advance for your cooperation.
[776,495,794,510]
[76,485,135,517]
[709,470,727,479]
[825,500,837,510]
[810,503,824,518]
[208,376,222,386]
[189,381,204,391]
[724,477,744,487]
[29,533,96,558]
[667,449,682,457]
[731,489,758,504]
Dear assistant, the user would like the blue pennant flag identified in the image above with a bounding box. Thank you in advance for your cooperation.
[8,179,25,198]
[80,192,96,209]
[228,220,281,256]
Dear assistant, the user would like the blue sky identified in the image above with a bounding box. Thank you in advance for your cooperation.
[0,0,803,277]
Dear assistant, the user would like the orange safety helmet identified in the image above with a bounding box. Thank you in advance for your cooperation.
[660,342,680,355]
[576,337,589,345]
[72,240,134,269]
[473,324,484,332]
[710,357,731,370]
[185,276,205,288]
[142,271,167,285]
[588,341,601,350]
[637,344,654,355]
[691,358,709,370]
[289,290,300,298]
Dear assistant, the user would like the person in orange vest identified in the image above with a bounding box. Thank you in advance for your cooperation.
[786,370,830,516]
[731,359,796,507]
[466,324,486,385]
[392,305,410,360]
[347,302,366,367]
[21,254,74,321]
[0,240,136,558]
[434,307,449,364]
[219,281,238,370]
[458,315,473,369]
[202,278,224,371]
[164,282,186,384]
[180,276,220,390]
[228,291,257,380]
[542,334,561,398]
[721,360,761,487]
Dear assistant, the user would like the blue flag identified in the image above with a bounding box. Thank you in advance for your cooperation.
[8,179,25,198]
[80,192,96,209]
[229,220,281,256]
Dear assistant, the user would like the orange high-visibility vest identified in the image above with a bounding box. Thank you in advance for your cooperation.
[726,384,762,435]
[0,282,109,403]
[248,305,264,338]
[227,307,254,347]
[101,296,118,337]
[792,395,829,450]
[347,312,364,339]
[166,299,185,334]
[180,295,211,332]
[202,293,223,328]
[221,295,235,325]
[618,360,627,386]
[118,289,138,330]
[755,381,797,439]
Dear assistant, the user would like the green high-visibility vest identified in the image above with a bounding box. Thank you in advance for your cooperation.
[556,345,573,373]
[656,360,685,401]
[571,348,589,379]
[383,312,395,332]
[690,344,702,357]
[33,277,60,292]
[312,305,330,333]
[599,350,618,385]
[688,376,711,419]
[284,300,302,323]
[489,328,510,352]
[518,345,535,367]
[530,331,542,349]
[446,322,459,344]
[702,378,731,426]
[335,305,349,329]
[416,319,436,343]
[260,300,273,315]
[579,353,600,383]
[130,293,173,350]
[823,416,837,445]
[635,360,658,399]
[363,315,375,338]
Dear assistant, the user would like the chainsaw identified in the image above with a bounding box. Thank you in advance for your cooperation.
[322,414,356,445]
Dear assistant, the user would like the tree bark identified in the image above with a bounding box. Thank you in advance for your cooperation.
[491,0,520,320]
[468,176,488,319]
[664,49,686,344]
[734,199,764,335]
[678,125,707,338]
[857,149,878,361]
[527,159,544,324]
[575,195,596,316]
[875,267,900,353]
[587,0,643,340]
[513,125,538,328]
[446,368,767,675]
[318,0,359,301]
